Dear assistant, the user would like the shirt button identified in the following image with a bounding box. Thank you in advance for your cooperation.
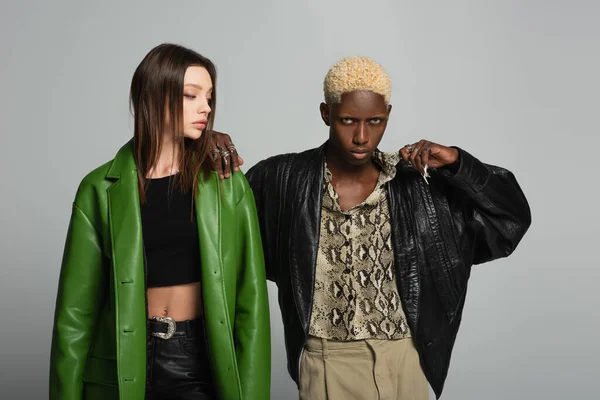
[344,240,350,246]
[343,269,351,274]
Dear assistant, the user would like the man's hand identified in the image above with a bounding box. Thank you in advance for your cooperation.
[208,130,244,179]
[399,140,459,176]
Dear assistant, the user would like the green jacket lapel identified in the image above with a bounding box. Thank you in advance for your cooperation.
[195,173,220,257]
[105,140,147,398]
[195,173,241,390]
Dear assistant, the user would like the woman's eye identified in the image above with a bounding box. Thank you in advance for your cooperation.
[370,118,382,124]
[184,94,196,99]
[341,118,353,124]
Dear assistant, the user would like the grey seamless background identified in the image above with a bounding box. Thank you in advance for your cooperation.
[1,1,598,399]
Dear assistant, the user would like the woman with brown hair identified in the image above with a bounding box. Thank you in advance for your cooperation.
[49,43,270,400]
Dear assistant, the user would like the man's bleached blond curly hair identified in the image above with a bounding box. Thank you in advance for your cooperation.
[323,56,392,105]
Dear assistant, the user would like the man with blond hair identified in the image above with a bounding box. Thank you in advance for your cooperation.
[243,56,531,399]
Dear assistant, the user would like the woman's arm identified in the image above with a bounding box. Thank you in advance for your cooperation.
[233,187,271,399]
[49,200,107,400]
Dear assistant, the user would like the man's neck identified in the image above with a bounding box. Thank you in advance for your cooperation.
[325,147,379,183]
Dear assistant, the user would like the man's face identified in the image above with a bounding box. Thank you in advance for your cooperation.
[321,90,392,167]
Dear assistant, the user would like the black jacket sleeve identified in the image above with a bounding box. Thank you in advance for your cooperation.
[435,148,532,265]
[246,158,285,283]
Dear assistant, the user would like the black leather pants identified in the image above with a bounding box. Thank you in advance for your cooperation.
[146,318,216,400]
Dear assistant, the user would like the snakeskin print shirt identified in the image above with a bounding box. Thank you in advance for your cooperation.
[308,150,412,341]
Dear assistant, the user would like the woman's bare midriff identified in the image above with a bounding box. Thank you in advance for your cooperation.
[147,282,203,321]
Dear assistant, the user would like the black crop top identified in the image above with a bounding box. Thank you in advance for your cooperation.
[140,174,201,288]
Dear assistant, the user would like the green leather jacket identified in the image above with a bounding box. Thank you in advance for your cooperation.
[49,141,271,399]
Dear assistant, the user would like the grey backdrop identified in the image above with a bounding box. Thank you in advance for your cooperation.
[1,1,598,399]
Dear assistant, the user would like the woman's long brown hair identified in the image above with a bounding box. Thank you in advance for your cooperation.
[130,43,217,202]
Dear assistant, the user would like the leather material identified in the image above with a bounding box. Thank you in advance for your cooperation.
[146,327,215,400]
[50,140,271,400]
[247,142,531,399]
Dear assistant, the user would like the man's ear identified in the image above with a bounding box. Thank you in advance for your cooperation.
[320,102,330,126]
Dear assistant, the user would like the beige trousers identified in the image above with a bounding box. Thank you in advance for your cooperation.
[299,336,428,400]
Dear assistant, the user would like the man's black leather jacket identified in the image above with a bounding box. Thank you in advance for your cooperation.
[246,142,531,398]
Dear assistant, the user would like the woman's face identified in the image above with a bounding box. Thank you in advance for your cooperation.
[181,66,213,140]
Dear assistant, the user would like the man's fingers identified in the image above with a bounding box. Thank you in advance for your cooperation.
[224,141,240,172]
[402,139,444,174]
[400,145,412,163]
[414,149,423,172]
[222,151,231,177]
[211,147,225,180]
[216,142,232,178]
[217,134,240,175]
[420,141,431,175]
[409,142,422,171]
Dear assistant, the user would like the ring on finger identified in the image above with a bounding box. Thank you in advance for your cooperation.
[413,147,420,154]
[228,144,237,153]
[220,150,231,159]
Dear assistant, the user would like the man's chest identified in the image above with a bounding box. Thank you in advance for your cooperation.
[333,180,379,211]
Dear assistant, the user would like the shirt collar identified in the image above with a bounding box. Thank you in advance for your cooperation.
[323,149,400,213]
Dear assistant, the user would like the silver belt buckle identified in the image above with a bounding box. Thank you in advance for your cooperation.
[151,316,176,339]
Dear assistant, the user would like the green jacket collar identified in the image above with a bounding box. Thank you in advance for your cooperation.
[106,139,137,179]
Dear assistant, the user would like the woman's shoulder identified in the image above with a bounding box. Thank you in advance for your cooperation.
[228,169,251,193]
[76,141,134,197]
[79,160,113,187]
[198,170,252,206]
[71,160,113,210]
[226,171,256,209]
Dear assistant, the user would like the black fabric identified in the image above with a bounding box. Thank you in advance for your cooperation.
[141,174,201,288]
[246,142,531,399]
[146,318,215,400]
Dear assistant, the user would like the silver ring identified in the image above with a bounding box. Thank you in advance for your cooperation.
[413,148,420,154]
[228,145,237,153]
[221,150,231,159]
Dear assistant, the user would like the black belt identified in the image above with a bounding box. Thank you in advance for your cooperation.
[148,317,203,339]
